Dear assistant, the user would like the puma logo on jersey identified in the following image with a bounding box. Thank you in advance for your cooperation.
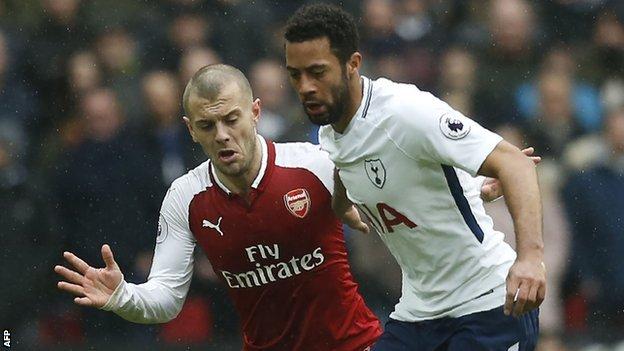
[203,217,224,236]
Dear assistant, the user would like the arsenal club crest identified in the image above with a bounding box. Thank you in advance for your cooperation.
[439,112,471,140]
[284,188,311,218]
[365,159,386,188]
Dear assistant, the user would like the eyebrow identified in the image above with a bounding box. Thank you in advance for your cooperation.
[286,63,328,71]
[195,106,242,123]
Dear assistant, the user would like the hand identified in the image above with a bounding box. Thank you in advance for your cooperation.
[504,258,546,317]
[481,147,541,202]
[55,244,123,308]
[341,205,370,234]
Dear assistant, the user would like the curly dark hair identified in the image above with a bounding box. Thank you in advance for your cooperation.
[284,3,359,65]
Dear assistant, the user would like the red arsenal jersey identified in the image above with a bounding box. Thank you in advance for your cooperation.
[186,136,380,350]
[100,136,380,349]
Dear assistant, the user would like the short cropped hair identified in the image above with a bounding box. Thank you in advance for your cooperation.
[182,64,252,117]
[284,3,359,65]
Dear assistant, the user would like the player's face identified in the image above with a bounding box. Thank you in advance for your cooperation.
[285,37,351,126]
[184,83,260,177]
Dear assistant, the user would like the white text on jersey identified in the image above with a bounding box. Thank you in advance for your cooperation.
[221,246,325,288]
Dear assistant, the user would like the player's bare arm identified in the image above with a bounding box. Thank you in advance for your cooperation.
[55,244,122,308]
[332,168,370,234]
[480,147,542,202]
[478,140,546,318]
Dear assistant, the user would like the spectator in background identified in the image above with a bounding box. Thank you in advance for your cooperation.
[209,0,274,71]
[249,58,309,142]
[67,50,102,98]
[437,46,477,119]
[516,46,603,134]
[35,50,103,177]
[95,27,144,124]
[140,70,200,191]
[587,6,624,123]
[562,108,624,343]
[541,0,609,44]
[53,50,103,126]
[395,0,438,89]
[0,29,38,149]
[25,0,90,136]
[359,0,440,87]
[474,0,538,127]
[524,71,585,159]
[586,8,624,85]
[360,0,404,56]
[165,11,211,70]
[169,12,210,51]
[371,54,409,84]
[178,46,221,89]
[395,0,433,43]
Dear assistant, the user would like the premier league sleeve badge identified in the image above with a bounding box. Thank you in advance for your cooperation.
[439,113,471,140]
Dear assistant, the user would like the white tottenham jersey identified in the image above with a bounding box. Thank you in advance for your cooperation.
[319,77,516,322]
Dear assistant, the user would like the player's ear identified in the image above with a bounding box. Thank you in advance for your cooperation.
[183,116,198,143]
[251,98,261,126]
[346,52,362,76]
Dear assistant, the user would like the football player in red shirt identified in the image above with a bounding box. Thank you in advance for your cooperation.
[55,64,381,350]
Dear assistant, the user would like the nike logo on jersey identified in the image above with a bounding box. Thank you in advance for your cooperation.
[203,217,224,236]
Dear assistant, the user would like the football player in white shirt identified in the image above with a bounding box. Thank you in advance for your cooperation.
[284,4,546,351]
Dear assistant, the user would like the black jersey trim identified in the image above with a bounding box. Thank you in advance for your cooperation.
[361,78,373,119]
[441,165,485,243]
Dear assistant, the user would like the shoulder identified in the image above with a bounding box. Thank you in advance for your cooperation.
[274,142,332,169]
[163,160,212,214]
[368,77,449,131]
[274,141,334,192]
[170,160,211,193]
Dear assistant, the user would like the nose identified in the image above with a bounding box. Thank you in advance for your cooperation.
[214,122,230,144]
[298,74,317,98]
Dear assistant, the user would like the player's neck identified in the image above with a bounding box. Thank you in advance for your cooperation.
[332,74,363,134]
[217,137,263,199]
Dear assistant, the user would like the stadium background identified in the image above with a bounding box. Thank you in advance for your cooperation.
[1,0,623,349]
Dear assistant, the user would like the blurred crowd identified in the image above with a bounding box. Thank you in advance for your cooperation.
[1,0,623,350]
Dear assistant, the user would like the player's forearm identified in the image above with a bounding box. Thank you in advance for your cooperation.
[332,168,352,214]
[102,275,190,324]
[498,157,544,261]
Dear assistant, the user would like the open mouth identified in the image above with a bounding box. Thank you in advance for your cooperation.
[217,149,237,163]
[304,101,326,115]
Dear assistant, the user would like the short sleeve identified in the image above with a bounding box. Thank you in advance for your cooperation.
[387,88,502,176]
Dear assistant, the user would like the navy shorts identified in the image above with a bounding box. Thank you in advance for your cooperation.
[372,306,539,351]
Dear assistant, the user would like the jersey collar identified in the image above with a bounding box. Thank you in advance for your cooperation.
[334,76,372,138]
[209,135,271,195]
